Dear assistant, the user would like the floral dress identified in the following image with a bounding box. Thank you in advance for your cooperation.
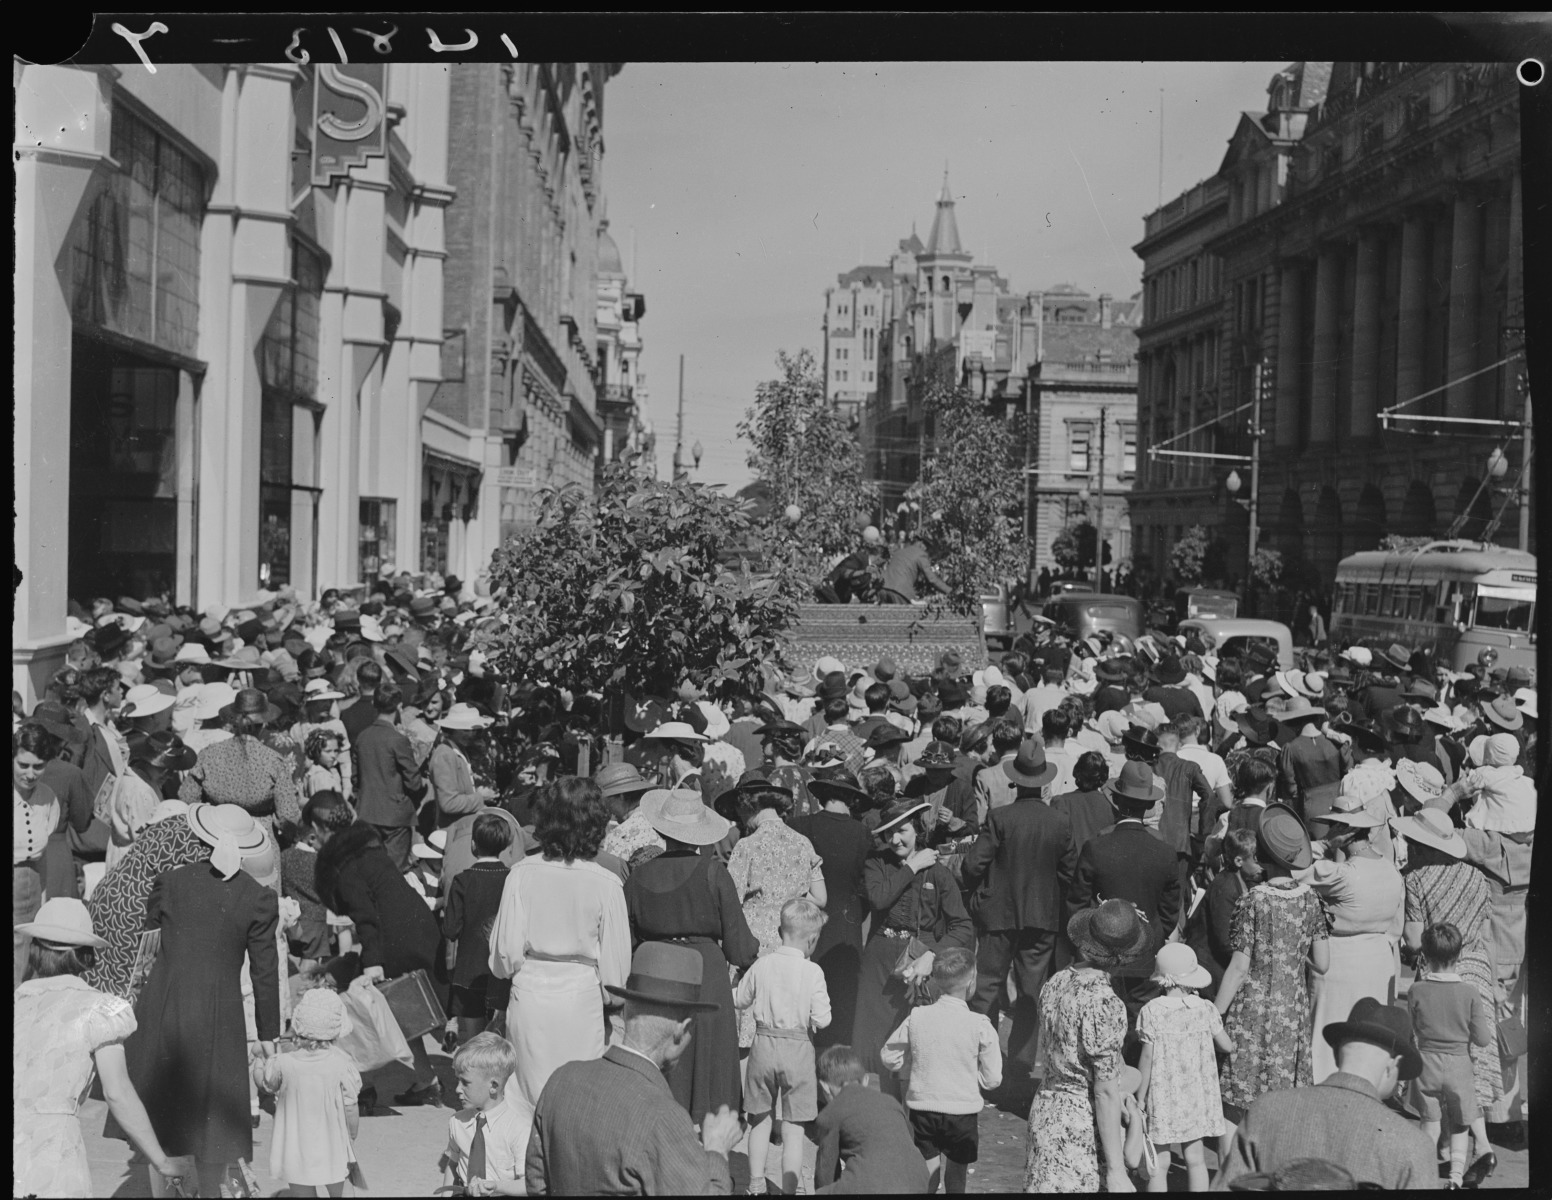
[1024,966,1128,1192]
[726,818,823,1047]
[1137,993,1226,1143]
[13,975,137,1198]
[1404,862,1503,1113]
[1219,879,1328,1114]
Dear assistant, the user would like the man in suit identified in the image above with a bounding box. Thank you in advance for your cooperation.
[1151,723,1215,860]
[962,740,1076,1080]
[1144,654,1208,721]
[1352,644,1410,723]
[971,719,1025,827]
[354,681,427,872]
[526,942,743,1195]
[340,657,384,745]
[1068,761,1182,1024]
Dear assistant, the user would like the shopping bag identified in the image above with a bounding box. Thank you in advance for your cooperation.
[337,975,415,1071]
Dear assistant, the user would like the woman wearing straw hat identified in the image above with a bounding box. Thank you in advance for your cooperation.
[108,804,281,1198]
[105,731,198,874]
[1391,808,1504,1134]
[1305,797,1405,1084]
[623,790,760,1125]
[178,687,303,842]
[426,702,497,830]
[1023,898,1148,1192]
[852,799,974,1101]
[1214,805,1330,1154]
[14,897,184,1196]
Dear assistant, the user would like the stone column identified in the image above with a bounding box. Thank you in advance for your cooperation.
[1446,190,1483,418]
[1348,230,1384,438]
[1274,260,1304,448]
[1308,244,1343,443]
[1395,211,1430,415]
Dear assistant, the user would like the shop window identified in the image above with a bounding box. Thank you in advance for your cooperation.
[70,104,205,359]
[360,498,397,582]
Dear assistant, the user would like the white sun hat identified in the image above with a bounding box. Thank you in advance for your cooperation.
[436,702,495,731]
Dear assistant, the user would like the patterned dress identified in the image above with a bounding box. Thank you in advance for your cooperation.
[1404,861,1503,1112]
[1219,879,1329,1114]
[14,975,138,1198]
[725,818,824,1046]
[1137,993,1226,1143]
[84,816,210,998]
[1024,966,1128,1192]
[179,735,303,836]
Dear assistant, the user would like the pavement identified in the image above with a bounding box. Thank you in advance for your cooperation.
[82,1025,1529,1195]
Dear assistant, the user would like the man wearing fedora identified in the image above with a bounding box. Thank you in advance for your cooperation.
[354,681,429,873]
[1214,997,1438,1190]
[961,739,1077,1086]
[1352,645,1411,723]
[1069,761,1181,1020]
[525,941,744,1195]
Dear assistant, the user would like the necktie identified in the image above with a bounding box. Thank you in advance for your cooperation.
[467,1112,487,1183]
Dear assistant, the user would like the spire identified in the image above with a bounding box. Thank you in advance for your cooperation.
[926,170,962,256]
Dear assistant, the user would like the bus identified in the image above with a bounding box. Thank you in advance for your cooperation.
[1330,541,1536,673]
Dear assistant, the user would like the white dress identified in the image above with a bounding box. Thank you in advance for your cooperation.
[487,857,631,1108]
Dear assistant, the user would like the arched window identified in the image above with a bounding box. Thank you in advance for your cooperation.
[941,276,950,293]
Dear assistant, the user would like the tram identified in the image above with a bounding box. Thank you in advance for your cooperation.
[1329,541,1537,673]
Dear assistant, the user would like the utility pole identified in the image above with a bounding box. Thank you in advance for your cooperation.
[673,354,685,481]
[1094,407,1107,592]
[1022,375,1033,546]
[1519,370,1533,553]
[1249,362,1263,560]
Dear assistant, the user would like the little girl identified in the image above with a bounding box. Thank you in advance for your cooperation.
[1136,943,1235,1192]
[254,987,363,1197]
[304,729,347,800]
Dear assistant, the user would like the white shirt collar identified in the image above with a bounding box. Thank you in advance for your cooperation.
[772,945,806,958]
[613,1042,662,1070]
[1423,971,1463,983]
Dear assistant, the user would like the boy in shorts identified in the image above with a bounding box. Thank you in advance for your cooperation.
[880,947,1002,1194]
[734,898,831,1194]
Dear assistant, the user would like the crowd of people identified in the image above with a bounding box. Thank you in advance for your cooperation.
[11,575,1537,1194]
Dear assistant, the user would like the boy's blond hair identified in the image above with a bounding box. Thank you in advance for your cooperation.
[930,946,976,992]
[452,1031,518,1083]
[780,897,827,939]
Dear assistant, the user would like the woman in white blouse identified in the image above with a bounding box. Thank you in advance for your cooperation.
[15,723,63,988]
[487,777,631,1110]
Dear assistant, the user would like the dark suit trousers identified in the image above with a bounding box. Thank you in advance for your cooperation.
[372,824,413,874]
[970,927,1056,1071]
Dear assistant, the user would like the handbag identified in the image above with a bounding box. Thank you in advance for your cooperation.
[888,878,935,1006]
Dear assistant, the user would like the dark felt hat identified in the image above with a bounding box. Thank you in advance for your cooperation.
[234,618,265,646]
[754,718,806,741]
[27,701,86,746]
[1343,716,1388,755]
[1382,704,1426,743]
[332,610,362,632]
[1378,642,1413,672]
[1234,706,1279,747]
[603,941,720,1011]
[1121,724,1161,761]
[1067,898,1152,970]
[914,740,958,770]
[807,775,870,807]
[732,768,794,797]
[219,686,282,727]
[1257,802,1312,871]
[1001,740,1057,788]
[126,729,197,773]
[865,723,911,750]
[90,622,133,660]
[1108,760,1164,805]
[1152,655,1187,686]
[1321,996,1423,1081]
[938,679,970,709]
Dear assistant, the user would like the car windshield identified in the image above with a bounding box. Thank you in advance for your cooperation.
[1082,603,1136,619]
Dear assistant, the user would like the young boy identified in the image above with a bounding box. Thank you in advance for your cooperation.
[281,791,346,969]
[1407,922,1495,1189]
[733,897,832,1195]
[442,1032,532,1196]
[443,813,516,1045]
[811,1046,930,1194]
[879,947,1002,1194]
[1187,827,1263,994]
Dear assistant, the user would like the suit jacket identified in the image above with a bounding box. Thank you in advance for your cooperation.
[1278,733,1352,820]
[1154,751,1212,858]
[1144,685,1207,722]
[962,795,1076,933]
[1070,821,1181,978]
[354,716,426,828]
[340,696,378,745]
[526,1045,732,1195]
[429,742,481,824]
[813,1082,930,1194]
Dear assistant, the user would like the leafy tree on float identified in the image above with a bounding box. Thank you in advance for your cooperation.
[1170,525,1210,585]
[909,378,1026,617]
[736,349,878,589]
[483,456,801,703]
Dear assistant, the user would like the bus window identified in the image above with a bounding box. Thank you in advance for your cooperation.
[1471,593,1535,633]
[1334,582,1355,614]
[1361,584,1380,616]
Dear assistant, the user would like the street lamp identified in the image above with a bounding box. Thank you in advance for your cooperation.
[1487,448,1509,480]
[691,439,703,471]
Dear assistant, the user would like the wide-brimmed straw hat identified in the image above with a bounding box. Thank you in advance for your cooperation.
[437,702,494,731]
[291,987,353,1041]
[192,682,238,722]
[604,941,720,1011]
[186,803,271,879]
[639,721,708,742]
[1395,759,1445,807]
[593,762,654,800]
[1482,694,1525,731]
[1067,898,1151,970]
[1389,808,1465,858]
[1321,996,1423,1080]
[1257,803,1312,871]
[1273,697,1328,726]
[640,789,730,846]
[121,685,176,719]
[14,897,107,949]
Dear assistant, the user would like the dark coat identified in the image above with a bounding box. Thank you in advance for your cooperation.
[1278,733,1351,821]
[813,1083,930,1194]
[340,696,378,745]
[1070,820,1182,979]
[1145,685,1207,722]
[317,824,443,989]
[789,810,874,1052]
[442,859,511,989]
[117,861,279,1163]
[1051,787,1118,857]
[961,795,1077,933]
[354,715,426,828]
[1154,751,1212,857]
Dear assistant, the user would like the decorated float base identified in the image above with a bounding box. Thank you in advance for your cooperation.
[786,603,987,681]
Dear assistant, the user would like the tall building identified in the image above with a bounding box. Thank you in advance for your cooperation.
[822,266,887,423]
[440,63,626,560]
[595,218,652,474]
[15,60,457,702]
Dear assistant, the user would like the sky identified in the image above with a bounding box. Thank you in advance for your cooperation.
[602,61,1289,490]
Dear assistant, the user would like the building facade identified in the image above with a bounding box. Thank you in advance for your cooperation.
[14,60,457,702]
[439,63,625,563]
[1209,61,1531,588]
[594,218,653,475]
[822,267,887,422]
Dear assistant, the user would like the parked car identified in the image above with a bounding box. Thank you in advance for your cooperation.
[1047,577,1098,598]
[1175,587,1240,621]
[981,585,1015,652]
[1178,617,1295,670]
[1042,593,1144,644]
